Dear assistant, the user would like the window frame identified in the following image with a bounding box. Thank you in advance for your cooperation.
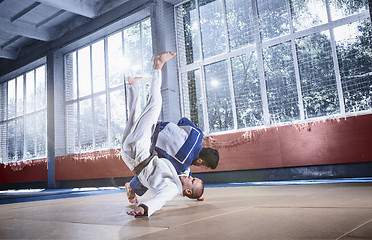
[175,0,372,135]
[0,63,47,163]
[63,17,153,154]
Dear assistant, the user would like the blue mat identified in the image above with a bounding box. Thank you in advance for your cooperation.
[1,177,372,205]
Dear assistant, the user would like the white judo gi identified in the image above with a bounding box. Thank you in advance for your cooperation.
[121,69,183,217]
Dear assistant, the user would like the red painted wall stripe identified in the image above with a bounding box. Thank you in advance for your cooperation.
[1,114,372,184]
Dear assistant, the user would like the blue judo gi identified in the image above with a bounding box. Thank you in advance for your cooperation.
[129,117,203,196]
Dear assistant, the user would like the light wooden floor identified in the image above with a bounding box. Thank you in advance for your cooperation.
[1,180,372,239]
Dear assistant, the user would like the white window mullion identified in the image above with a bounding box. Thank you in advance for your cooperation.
[30,70,37,158]
[75,51,81,151]
[104,37,112,148]
[195,0,203,63]
[221,0,238,130]
[221,0,230,55]
[287,0,305,120]
[89,45,96,149]
[121,30,129,123]
[291,33,305,121]
[177,71,185,117]
[44,65,47,157]
[200,65,209,134]
[252,0,270,126]
[227,59,237,130]
[13,78,19,161]
[175,4,186,117]
[140,21,144,76]
[326,0,345,114]
[195,0,209,134]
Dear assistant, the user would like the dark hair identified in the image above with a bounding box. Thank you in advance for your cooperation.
[190,180,204,199]
[198,147,219,169]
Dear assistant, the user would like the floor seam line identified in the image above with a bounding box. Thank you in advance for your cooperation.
[255,206,372,209]
[335,218,372,240]
[6,217,129,227]
[126,227,169,240]
[167,207,251,230]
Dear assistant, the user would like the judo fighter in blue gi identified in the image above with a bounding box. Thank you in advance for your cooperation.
[125,117,219,203]
[122,52,205,217]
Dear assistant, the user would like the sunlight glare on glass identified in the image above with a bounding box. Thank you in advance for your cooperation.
[116,55,131,74]
[210,78,220,87]
[334,22,360,43]
[308,0,327,22]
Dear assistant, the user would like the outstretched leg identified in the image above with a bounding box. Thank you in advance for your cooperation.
[121,52,176,170]
[121,77,143,145]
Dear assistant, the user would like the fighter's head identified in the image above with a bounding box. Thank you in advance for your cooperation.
[179,176,204,199]
[194,147,219,169]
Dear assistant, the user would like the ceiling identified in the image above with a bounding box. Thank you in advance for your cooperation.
[0,0,130,62]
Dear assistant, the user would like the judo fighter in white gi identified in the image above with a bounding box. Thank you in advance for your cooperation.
[121,52,204,218]
[125,116,220,203]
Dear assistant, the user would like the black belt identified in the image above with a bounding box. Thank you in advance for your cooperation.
[132,123,161,175]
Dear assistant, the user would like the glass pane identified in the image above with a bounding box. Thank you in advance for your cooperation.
[263,42,300,123]
[258,0,290,40]
[110,89,126,147]
[290,0,328,32]
[16,76,24,116]
[35,65,46,110]
[124,24,142,77]
[141,19,153,77]
[181,69,204,131]
[334,20,372,112]
[231,53,264,128]
[176,0,201,66]
[7,79,15,119]
[78,46,92,97]
[79,98,93,151]
[25,114,36,158]
[94,94,108,149]
[66,103,78,153]
[16,118,24,160]
[26,71,35,114]
[204,60,233,132]
[225,0,255,50]
[108,32,124,87]
[92,40,106,93]
[199,0,227,58]
[0,83,4,121]
[0,121,6,163]
[296,31,339,118]
[7,120,15,161]
[65,52,78,101]
[329,0,368,21]
[35,110,46,158]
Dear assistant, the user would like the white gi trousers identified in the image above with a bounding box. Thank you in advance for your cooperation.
[121,69,162,170]
[120,69,182,217]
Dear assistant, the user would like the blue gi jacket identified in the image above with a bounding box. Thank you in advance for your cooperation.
[130,117,203,196]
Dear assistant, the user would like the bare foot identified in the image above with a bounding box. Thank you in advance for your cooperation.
[128,77,143,85]
[153,51,176,69]
[125,182,138,204]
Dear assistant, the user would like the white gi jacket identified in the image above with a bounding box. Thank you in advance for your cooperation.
[136,155,183,217]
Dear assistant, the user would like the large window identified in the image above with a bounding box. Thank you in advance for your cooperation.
[0,66,47,163]
[64,19,152,154]
[176,0,372,134]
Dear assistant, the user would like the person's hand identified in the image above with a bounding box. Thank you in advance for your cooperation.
[127,206,145,216]
[197,195,205,201]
